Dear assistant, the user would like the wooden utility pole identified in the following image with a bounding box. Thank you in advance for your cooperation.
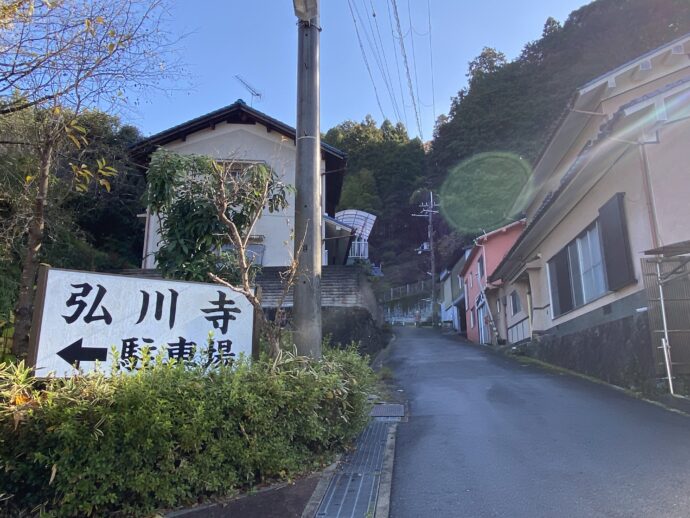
[293,0,322,358]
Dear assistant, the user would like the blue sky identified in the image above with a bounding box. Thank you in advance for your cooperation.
[124,0,589,141]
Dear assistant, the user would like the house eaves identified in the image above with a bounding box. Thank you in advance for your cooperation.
[130,99,349,216]
[473,219,526,243]
[525,32,690,202]
[491,78,690,284]
[130,99,348,162]
[458,220,525,279]
[578,32,690,95]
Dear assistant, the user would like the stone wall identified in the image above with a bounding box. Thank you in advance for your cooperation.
[322,307,390,357]
[523,309,657,392]
[264,306,390,359]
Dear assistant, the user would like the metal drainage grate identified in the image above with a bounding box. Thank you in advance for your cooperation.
[316,420,391,517]
[369,404,405,418]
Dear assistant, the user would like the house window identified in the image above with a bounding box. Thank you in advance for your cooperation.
[221,236,265,266]
[216,159,264,176]
[547,194,634,318]
[469,273,473,289]
[548,223,605,316]
[470,307,475,328]
[577,224,606,302]
[477,255,485,280]
[246,243,265,266]
[510,290,521,316]
[496,299,501,314]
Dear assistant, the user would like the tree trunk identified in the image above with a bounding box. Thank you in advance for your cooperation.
[13,142,53,359]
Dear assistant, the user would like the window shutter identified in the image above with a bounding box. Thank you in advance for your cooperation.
[598,193,635,291]
[548,248,573,317]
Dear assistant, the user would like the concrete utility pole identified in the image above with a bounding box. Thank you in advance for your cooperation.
[429,192,437,326]
[293,0,322,358]
[413,191,439,326]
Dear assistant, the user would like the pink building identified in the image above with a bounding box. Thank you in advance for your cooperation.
[460,221,525,344]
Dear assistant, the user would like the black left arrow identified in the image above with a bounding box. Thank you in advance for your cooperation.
[57,338,108,366]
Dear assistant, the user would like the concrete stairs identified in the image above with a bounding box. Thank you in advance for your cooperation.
[256,265,363,308]
[115,266,367,310]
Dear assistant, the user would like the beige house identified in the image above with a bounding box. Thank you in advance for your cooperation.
[490,33,690,386]
[439,248,472,334]
[132,100,352,270]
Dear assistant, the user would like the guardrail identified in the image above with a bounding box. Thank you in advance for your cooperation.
[382,279,432,302]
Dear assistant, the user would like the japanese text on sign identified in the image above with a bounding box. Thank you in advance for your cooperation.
[29,268,254,376]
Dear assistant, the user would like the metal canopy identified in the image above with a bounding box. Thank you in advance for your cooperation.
[335,210,376,240]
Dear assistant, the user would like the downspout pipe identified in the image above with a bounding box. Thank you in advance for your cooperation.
[638,139,661,250]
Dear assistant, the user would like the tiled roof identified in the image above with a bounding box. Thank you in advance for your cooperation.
[131,99,347,160]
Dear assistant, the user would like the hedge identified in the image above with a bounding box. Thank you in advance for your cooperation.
[0,346,375,516]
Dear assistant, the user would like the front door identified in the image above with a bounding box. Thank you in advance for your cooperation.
[477,303,490,344]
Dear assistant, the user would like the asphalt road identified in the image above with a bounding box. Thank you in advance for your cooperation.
[386,326,690,518]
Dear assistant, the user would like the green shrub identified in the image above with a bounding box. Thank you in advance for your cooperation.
[0,346,375,516]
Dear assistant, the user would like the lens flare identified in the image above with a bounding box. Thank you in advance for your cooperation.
[440,152,533,234]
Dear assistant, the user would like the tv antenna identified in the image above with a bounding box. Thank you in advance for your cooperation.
[234,75,263,106]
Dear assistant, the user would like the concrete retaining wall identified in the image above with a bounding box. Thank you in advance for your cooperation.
[521,292,657,392]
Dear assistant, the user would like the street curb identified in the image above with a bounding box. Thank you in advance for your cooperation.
[300,457,340,518]
[374,422,397,518]
[371,334,396,371]
[488,343,690,418]
[423,327,690,419]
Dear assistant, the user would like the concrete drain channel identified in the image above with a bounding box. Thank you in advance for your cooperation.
[315,404,404,517]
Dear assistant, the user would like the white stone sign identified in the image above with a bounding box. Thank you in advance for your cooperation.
[29,267,254,376]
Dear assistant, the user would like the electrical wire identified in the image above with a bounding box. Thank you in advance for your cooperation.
[352,0,402,123]
[406,0,423,132]
[427,0,437,124]
[347,0,387,121]
[367,0,404,124]
[386,0,409,129]
[390,0,423,139]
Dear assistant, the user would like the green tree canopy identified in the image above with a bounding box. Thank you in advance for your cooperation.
[429,0,690,190]
[324,117,426,267]
[467,47,507,85]
[144,149,290,283]
[337,169,382,215]
[0,109,143,323]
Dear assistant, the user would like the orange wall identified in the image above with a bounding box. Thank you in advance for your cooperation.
[463,223,524,343]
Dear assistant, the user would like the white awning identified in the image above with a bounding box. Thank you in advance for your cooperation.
[335,210,377,240]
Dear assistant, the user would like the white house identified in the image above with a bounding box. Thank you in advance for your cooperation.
[131,100,353,269]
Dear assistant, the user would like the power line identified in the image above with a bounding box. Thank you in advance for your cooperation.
[352,0,402,123]
[367,0,403,124]
[386,0,409,129]
[390,0,423,140]
[347,0,387,121]
[427,0,437,124]
[406,0,423,132]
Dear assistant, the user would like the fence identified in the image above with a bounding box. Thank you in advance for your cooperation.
[384,300,433,325]
[382,279,432,302]
[641,257,690,379]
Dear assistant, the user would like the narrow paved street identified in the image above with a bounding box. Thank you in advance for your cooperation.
[386,327,690,517]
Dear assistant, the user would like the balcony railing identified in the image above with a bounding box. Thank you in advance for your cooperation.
[349,239,369,259]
